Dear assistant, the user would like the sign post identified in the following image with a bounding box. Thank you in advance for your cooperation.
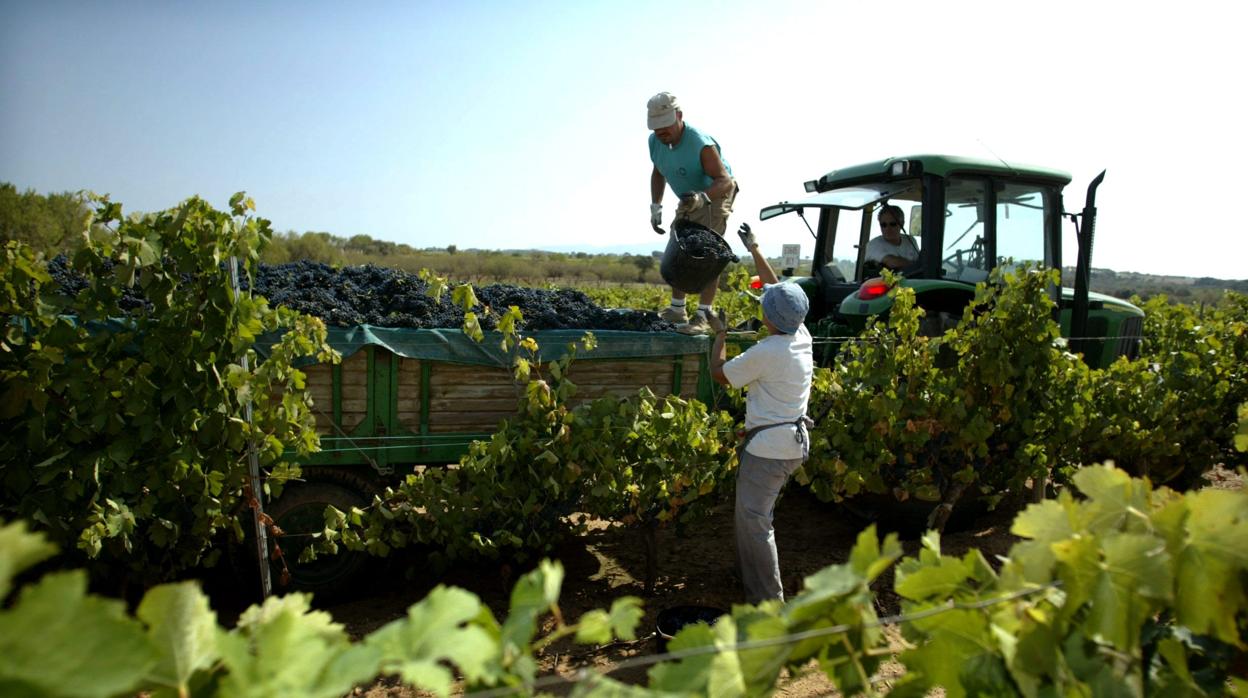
[781,244,801,273]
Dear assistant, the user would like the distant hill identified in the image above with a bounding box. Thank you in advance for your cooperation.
[540,242,670,257]
[1063,267,1248,302]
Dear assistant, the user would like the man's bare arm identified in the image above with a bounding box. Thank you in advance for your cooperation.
[699,146,733,199]
[651,167,666,204]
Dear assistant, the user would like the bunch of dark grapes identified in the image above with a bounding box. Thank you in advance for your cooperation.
[46,255,152,312]
[474,284,674,331]
[674,226,737,262]
[46,256,679,332]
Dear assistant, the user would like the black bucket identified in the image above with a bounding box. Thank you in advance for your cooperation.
[655,605,728,653]
[659,221,738,294]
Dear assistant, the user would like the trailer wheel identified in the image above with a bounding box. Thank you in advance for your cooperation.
[266,480,371,600]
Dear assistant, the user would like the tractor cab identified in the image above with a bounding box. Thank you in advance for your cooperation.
[759,154,1143,366]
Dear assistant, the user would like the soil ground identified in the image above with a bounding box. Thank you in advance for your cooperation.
[222,465,1242,696]
[323,486,1023,696]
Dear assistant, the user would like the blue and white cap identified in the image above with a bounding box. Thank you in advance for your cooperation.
[761,282,809,334]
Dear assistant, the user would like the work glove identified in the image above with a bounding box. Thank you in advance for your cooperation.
[707,308,728,335]
[737,222,757,251]
[681,191,711,211]
[650,203,663,227]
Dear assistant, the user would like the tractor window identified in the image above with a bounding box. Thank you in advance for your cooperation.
[828,208,865,281]
[942,178,990,282]
[996,183,1050,269]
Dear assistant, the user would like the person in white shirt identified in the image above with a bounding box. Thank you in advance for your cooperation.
[708,223,814,604]
[864,204,919,272]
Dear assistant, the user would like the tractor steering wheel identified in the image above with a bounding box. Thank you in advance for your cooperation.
[941,251,965,278]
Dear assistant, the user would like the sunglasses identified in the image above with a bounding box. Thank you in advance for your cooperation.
[879,221,901,228]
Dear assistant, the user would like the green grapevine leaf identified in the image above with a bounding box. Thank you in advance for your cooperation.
[647,623,717,692]
[1084,532,1171,649]
[1073,464,1151,532]
[957,652,1016,697]
[135,582,219,694]
[0,520,58,601]
[0,571,156,698]
[575,596,643,644]
[895,555,974,601]
[366,585,497,695]
[1235,403,1248,452]
[734,613,789,695]
[215,593,379,698]
[574,609,613,645]
[1011,495,1076,543]
[897,609,991,696]
[847,525,902,582]
[1173,488,1248,643]
[451,284,479,312]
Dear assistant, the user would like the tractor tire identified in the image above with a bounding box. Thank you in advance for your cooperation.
[265,480,371,600]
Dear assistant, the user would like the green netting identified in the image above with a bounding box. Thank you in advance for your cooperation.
[261,325,712,368]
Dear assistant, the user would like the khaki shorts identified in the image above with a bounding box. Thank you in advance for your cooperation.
[675,179,738,235]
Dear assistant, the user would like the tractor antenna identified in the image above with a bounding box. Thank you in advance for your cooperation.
[976,138,1019,176]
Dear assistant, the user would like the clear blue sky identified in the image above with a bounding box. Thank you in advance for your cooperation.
[3,0,1245,279]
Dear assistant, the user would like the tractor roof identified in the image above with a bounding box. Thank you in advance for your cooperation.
[811,154,1072,191]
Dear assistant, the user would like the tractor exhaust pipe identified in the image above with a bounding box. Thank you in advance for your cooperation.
[1070,170,1105,359]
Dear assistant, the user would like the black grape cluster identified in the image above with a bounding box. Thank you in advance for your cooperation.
[47,257,678,332]
[47,255,152,312]
[475,285,670,332]
[247,261,676,331]
[245,261,466,329]
[673,221,738,262]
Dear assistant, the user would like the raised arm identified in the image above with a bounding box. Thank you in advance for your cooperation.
[737,223,778,285]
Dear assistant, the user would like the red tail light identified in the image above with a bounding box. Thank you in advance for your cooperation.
[750,275,763,290]
[858,278,889,301]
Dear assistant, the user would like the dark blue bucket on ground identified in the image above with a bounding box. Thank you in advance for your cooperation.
[660,221,738,294]
[655,605,728,653]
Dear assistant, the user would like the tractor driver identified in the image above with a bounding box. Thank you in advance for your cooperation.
[865,204,919,272]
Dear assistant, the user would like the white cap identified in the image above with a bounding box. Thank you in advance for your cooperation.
[647,92,680,129]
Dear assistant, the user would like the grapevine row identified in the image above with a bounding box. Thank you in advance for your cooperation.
[3,462,1243,696]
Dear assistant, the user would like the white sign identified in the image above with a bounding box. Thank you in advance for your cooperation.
[781,244,801,270]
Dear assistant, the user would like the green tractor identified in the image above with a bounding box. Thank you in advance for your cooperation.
[758,154,1143,366]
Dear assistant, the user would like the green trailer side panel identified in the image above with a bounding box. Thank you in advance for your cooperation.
[331,362,342,428]
[286,327,729,471]
[370,349,393,469]
[672,354,683,396]
[420,361,432,437]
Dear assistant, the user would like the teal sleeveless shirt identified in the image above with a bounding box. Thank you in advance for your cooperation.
[648,123,732,197]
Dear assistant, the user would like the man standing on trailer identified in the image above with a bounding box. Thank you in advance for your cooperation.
[708,224,813,604]
[647,91,738,335]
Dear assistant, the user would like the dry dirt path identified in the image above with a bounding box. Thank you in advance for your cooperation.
[324,483,1024,696]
